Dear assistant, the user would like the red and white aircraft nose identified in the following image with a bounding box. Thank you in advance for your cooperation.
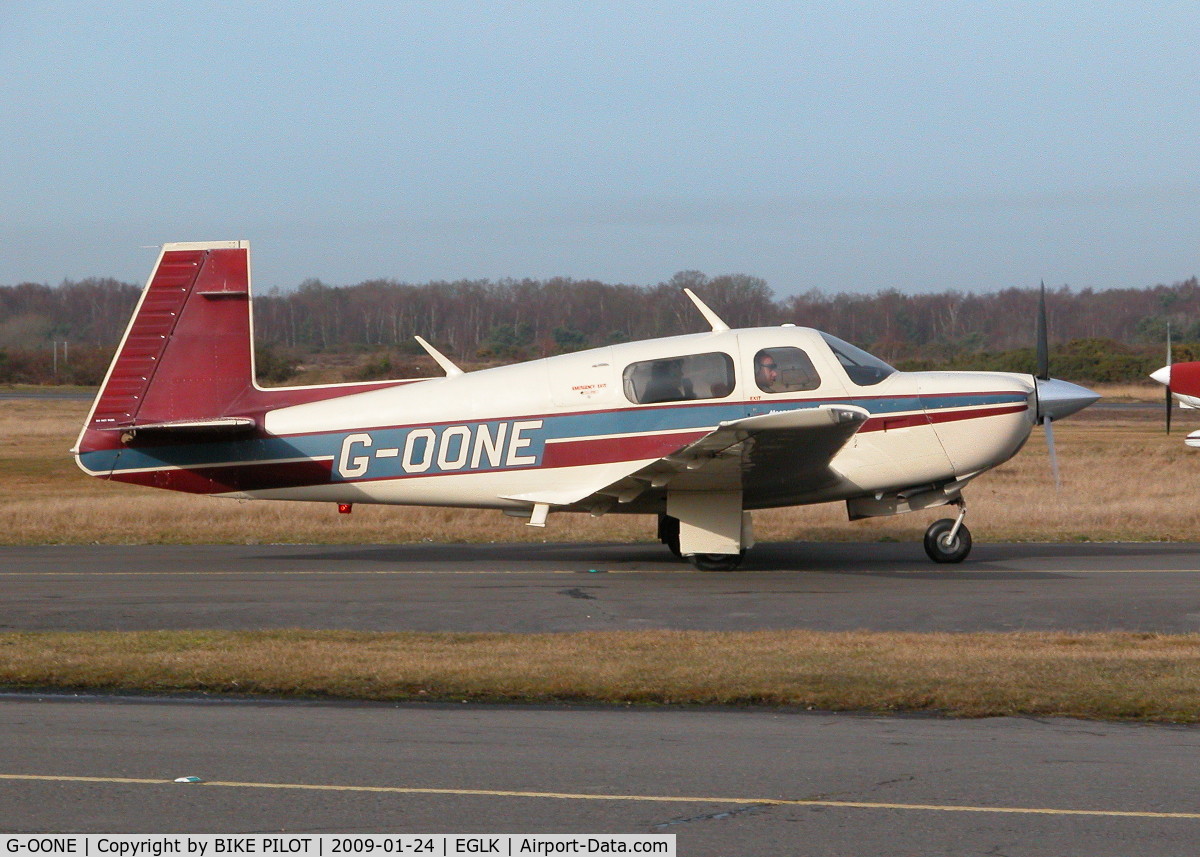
[1150,361,1200,408]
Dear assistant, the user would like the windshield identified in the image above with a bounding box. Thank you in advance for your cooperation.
[819,333,897,387]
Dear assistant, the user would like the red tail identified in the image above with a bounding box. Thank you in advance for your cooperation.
[87,240,255,431]
[75,241,409,480]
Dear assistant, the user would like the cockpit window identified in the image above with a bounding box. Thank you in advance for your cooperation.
[819,333,896,386]
[623,352,735,404]
[753,347,821,394]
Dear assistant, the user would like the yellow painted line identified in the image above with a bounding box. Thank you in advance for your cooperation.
[1,774,1198,820]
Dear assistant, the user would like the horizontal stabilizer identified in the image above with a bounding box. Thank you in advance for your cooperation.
[99,417,257,439]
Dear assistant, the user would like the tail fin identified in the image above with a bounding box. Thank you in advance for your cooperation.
[85,240,255,433]
[75,240,415,485]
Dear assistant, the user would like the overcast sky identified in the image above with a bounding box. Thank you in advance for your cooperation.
[3,2,1199,295]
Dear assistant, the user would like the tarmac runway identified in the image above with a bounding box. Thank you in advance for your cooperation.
[4,541,1200,853]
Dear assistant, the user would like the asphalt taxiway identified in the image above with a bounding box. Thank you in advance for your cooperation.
[4,696,1200,855]
[2,541,1200,632]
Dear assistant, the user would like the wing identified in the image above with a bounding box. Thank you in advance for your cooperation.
[503,404,869,512]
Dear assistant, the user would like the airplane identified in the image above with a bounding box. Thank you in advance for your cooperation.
[73,242,1100,569]
[1149,327,1200,446]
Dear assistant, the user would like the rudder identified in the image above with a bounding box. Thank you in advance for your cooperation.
[85,240,255,433]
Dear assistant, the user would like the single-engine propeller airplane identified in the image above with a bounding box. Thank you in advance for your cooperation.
[1149,326,1200,446]
[74,242,1100,568]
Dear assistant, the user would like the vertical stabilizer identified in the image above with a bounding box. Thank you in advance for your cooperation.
[85,240,254,432]
[74,239,416,487]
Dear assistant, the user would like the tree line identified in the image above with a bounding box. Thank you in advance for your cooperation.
[2,270,1197,386]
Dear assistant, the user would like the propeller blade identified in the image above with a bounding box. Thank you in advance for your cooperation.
[1043,415,1060,490]
[1036,281,1049,381]
[1166,322,1173,435]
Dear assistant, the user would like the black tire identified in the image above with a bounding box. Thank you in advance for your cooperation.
[923,518,972,563]
[688,552,745,571]
[657,514,682,558]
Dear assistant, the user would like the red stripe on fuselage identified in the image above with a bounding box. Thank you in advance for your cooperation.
[541,430,709,469]
[925,403,1028,425]
[859,403,1027,433]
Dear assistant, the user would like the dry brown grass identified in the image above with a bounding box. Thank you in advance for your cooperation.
[1090,382,1162,402]
[3,629,1199,721]
[4,397,1199,544]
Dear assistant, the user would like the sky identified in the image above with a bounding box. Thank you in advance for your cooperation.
[2,1,1199,296]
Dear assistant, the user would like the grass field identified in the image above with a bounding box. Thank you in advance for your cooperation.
[5,629,1200,722]
[4,387,1198,546]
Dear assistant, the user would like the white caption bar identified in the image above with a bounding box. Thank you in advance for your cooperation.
[1,836,675,857]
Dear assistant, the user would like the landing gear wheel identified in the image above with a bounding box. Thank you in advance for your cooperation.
[923,518,972,563]
[688,552,745,571]
[657,514,681,558]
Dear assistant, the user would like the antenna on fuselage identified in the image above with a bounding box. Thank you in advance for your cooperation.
[414,335,464,377]
[683,288,730,333]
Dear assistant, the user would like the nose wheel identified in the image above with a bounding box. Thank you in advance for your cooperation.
[923,502,972,563]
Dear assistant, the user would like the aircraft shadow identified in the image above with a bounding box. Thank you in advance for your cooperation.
[255,540,1197,576]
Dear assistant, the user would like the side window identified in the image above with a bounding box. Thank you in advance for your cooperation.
[623,352,735,404]
[753,347,821,394]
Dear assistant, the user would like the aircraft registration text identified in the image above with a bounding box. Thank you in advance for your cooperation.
[337,420,545,479]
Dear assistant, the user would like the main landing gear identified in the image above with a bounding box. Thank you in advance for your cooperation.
[688,551,745,571]
[660,499,973,568]
[657,513,746,571]
[923,500,972,563]
[657,513,682,558]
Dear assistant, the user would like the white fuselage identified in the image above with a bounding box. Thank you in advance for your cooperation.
[241,326,1038,513]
